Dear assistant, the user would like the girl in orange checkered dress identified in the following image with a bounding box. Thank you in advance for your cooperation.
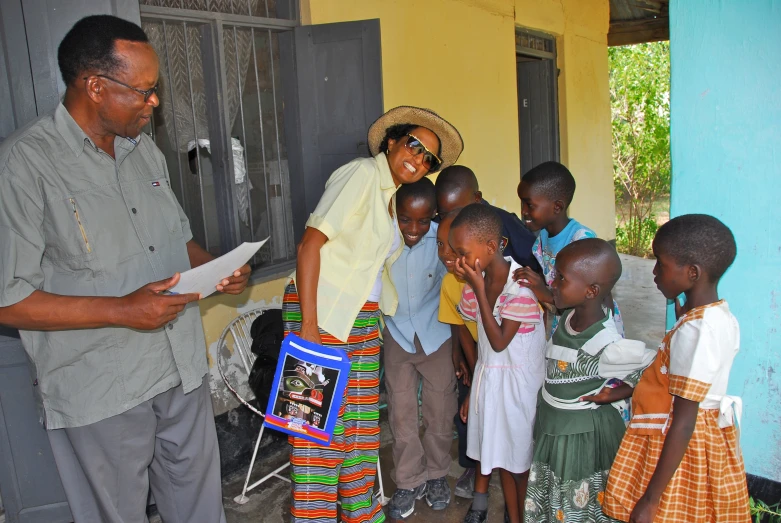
[603,215,751,523]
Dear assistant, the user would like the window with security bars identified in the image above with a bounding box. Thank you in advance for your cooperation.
[140,0,297,273]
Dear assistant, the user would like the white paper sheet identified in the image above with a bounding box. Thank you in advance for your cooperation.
[169,238,268,299]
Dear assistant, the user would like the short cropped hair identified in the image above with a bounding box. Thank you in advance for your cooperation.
[654,214,737,281]
[58,15,149,87]
[396,177,437,209]
[521,161,576,206]
[435,165,479,198]
[450,203,502,244]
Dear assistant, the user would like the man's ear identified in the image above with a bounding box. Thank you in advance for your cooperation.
[586,283,601,300]
[475,191,483,203]
[84,75,104,103]
[553,199,566,215]
[689,264,702,282]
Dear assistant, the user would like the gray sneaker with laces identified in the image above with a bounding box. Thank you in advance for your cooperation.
[388,482,427,520]
[425,476,451,510]
[454,467,476,498]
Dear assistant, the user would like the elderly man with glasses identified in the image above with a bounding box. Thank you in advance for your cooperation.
[0,15,249,523]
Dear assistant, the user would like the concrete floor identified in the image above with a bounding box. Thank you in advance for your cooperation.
[159,254,666,523]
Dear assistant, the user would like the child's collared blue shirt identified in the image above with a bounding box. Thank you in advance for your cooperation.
[384,222,450,355]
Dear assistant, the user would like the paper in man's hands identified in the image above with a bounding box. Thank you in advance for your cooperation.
[169,238,268,299]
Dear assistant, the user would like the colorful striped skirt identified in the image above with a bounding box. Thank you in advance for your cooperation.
[282,282,385,523]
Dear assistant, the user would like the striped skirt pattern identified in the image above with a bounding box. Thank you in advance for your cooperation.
[282,282,385,523]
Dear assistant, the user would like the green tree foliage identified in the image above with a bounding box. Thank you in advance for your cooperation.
[610,41,671,257]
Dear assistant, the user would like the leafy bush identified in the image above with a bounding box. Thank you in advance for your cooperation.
[751,497,781,523]
[611,42,670,257]
[616,216,658,257]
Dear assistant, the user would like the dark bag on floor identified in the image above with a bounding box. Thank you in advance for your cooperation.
[247,309,284,410]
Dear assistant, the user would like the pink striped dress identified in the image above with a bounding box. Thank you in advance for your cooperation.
[458,258,547,474]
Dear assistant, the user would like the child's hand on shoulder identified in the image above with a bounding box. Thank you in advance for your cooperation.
[454,257,485,291]
[513,267,552,304]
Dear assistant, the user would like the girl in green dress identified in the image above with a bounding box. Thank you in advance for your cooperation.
[523,239,656,523]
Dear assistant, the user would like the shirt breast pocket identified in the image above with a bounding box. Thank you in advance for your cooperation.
[43,197,96,266]
[146,178,183,236]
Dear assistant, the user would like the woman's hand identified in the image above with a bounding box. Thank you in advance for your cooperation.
[454,257,485,292]
[513,267,553,304]
[299,323,322,345]
[459,392,470,423]
[629,494,659,523]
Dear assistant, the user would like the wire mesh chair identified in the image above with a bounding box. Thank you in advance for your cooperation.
[217,307,389,506]
[217,307,289,505]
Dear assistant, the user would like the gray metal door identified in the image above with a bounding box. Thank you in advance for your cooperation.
[0,0,141,137]
[282,19,383,241]
[0,333,73,523]
[517,57,559,175]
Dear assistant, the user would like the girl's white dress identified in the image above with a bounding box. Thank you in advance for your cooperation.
[458,258,547,474]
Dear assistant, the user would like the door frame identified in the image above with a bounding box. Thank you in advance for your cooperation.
[515,26,560,167]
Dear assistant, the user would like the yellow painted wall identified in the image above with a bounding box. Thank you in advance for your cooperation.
[201,0,614,414]
[302,0,615,239]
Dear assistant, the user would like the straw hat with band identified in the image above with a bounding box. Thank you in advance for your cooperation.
[367,106,463,173]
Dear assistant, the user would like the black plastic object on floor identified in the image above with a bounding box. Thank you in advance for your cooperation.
[247,309,284,410]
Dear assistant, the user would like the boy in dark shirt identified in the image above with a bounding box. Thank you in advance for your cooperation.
[435,165,540,273]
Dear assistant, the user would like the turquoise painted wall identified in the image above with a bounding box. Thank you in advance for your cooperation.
[669,0,781,481]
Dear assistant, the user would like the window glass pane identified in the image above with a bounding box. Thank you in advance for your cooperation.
[142,19,223,255]
[139,0,295,20]
[224,26,295,268]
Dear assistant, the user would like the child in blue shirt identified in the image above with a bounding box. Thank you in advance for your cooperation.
[514,161,624,337]
[383,179,456,520]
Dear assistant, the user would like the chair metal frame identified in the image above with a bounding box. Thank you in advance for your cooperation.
[217,307,389,506]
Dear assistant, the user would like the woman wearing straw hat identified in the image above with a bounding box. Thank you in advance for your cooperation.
[283,106,463,523]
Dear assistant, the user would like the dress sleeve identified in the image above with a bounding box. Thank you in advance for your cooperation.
[500,287,540,333]
[668,318,721,402]
[0,160,45,307]
[305,160,373,240]
[457,284,478,322]
[500,294,540,324]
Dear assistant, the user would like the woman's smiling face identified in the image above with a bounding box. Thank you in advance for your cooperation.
[386,126,440,186]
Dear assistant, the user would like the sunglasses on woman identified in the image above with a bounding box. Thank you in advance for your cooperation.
[404,134,442,172]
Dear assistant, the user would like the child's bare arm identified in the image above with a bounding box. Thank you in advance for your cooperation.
[473,287,522,352]
[451,325,470,386]
[458,324,477,373]
[580,383,634,404]
[628,397,699,523]
[454,257,521,352]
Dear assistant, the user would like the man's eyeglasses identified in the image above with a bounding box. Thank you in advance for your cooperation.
[84,74,159,103]
[404,134,442,172]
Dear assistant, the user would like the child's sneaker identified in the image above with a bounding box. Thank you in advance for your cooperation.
[425,476,451,510]
[463,508,488,523]
[388,482,427,520]
[454,467,475,498]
